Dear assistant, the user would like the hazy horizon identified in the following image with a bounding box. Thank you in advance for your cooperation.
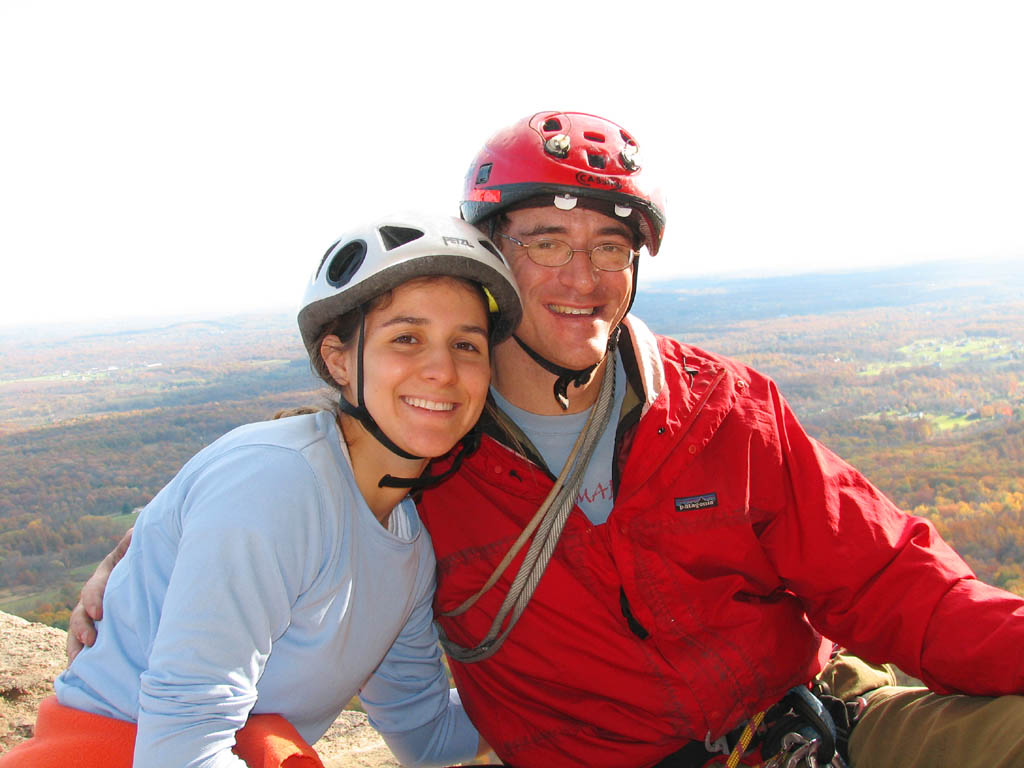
[2,252,1017,339]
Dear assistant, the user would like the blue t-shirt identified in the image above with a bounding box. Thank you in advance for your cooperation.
[490,352,626,525]
[56,410,476,768]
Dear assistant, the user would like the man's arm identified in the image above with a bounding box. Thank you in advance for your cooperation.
[66,527,132,661]
[761,381,1024,694]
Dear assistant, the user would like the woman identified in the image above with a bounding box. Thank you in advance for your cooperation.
[2,213,521,768]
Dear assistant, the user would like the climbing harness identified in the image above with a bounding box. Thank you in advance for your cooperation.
[437,358,617,662]
[655,683,864,768]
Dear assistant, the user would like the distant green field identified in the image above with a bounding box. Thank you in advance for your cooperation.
[0,512,136,617]
[930,412,978,431]
[859,409,993,433]
[859,336,1018,376]
[0,373,71,386]
[107,511,140,528]
[0,562,97,615]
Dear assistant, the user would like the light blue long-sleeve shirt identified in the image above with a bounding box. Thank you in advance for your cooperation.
[55,410,477,768]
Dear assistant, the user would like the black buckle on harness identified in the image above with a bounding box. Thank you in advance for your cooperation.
[653,683,863,768]
[763,685,838,762]
[762,683,865,767]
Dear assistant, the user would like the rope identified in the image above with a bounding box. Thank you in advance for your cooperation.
[725,710,766,768]
[438,359,617,663]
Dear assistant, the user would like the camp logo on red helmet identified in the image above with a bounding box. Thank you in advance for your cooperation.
[575,171,621,190]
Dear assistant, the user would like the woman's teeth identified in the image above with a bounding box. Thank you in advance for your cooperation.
[403,397,455,412]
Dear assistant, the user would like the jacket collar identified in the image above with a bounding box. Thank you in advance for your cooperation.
[619,314,665,417]
[476,315,663,470]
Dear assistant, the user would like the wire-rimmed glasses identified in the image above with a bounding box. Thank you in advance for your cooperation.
[495,233,636,272]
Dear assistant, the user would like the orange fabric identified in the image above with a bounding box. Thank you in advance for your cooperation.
[0,696,135,766]
[233,712,323,768]
[0,696,324,767]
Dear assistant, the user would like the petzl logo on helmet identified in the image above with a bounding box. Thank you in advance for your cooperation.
[575,172,621,190]
[443,236,473,249]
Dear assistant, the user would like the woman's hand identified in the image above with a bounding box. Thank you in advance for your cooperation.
[66,527,133,662]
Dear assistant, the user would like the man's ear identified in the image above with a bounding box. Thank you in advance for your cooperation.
[320,335,353,389]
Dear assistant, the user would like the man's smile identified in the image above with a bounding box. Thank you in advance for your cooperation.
[547,304,597,316]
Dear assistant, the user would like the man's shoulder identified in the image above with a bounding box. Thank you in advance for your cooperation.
[652,333,771,387]
[622,314,760,374]
[641,332,786,428]
[620,316,780,415]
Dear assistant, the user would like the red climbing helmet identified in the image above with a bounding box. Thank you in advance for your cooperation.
[460,111,666,255]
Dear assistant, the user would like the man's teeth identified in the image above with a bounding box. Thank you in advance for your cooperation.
[548,304,596,315]
[403,397,455,412]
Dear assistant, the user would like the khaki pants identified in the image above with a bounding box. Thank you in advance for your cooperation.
[817,653,1024,768]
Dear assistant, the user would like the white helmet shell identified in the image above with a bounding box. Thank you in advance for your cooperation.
[297,213,522,359]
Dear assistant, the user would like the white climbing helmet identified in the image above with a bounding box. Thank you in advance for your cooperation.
[298,212,522,366]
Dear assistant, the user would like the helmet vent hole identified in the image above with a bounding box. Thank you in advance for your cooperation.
[314,239,342,280]
[326,240,367,287]
[542,118,562,131]
[378,225,425,251]
[475,163,492,184]
[584,131,605,143]
[587,152,607,169]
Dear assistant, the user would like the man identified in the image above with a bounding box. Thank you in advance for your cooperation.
[418,112,1024,768]
[73,112,1024,767]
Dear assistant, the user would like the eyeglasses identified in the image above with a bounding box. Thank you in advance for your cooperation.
[495,233,636,272]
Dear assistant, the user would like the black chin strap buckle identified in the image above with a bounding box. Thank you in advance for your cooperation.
[378,430,482,490]
[552,367,596,411]
[513,326,621,411]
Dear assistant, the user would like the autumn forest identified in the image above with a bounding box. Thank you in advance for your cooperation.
[1,257,1022,627]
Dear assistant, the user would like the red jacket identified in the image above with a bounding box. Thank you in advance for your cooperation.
[418,317,1024,768]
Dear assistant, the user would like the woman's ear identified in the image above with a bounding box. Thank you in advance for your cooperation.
[320,335,353,389]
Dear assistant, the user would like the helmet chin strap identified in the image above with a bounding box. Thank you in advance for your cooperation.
[378,430,482,490]
[338,311,482,491]
[513,326,621,411]
[337,311,423,462]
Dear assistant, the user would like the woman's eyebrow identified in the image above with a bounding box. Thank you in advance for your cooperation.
[380,316,488,336]
[380,315,427,327]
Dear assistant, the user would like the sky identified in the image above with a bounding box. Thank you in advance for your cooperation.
[2,1,1022,329]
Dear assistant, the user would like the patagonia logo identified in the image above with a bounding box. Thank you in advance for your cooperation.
[674,493,718,512]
